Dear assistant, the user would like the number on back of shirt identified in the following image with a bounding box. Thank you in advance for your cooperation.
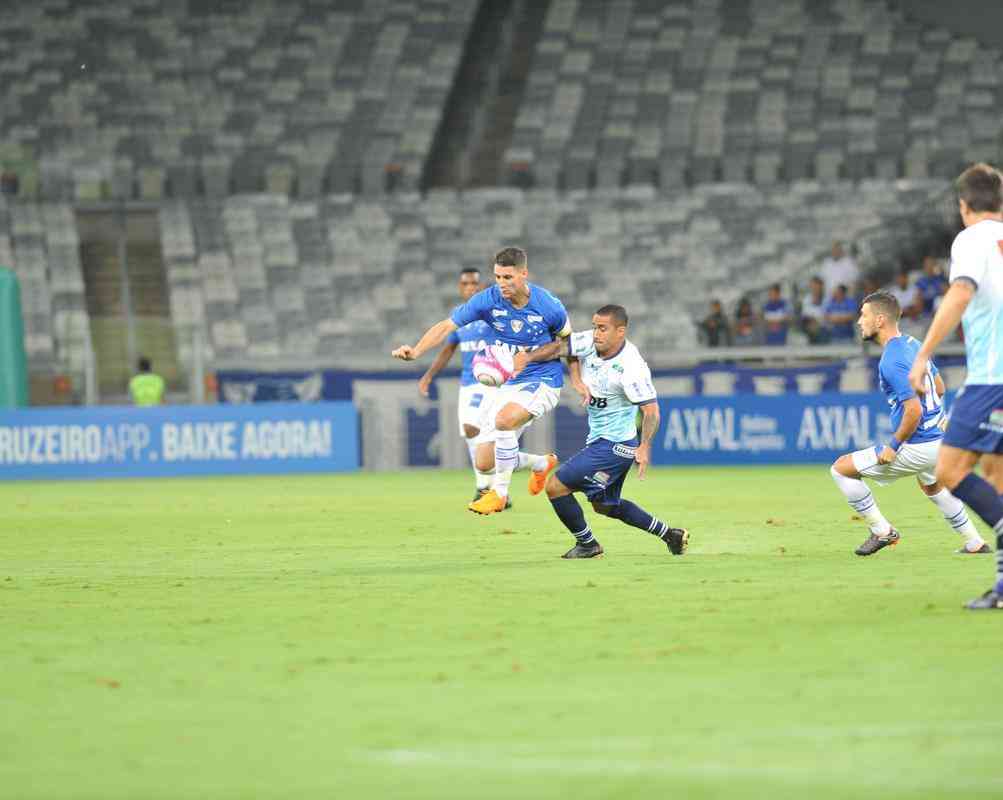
[923,363,939,414]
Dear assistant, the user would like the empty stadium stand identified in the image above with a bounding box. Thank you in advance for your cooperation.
[504,0,1003,189]
[0,0,478,199]
[151,179,948,369]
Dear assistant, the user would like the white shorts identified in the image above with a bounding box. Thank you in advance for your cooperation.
[850,439,941,486]
[457,383,497,437]
[474,381,562,444]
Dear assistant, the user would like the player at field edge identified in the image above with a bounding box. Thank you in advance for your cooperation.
[517,304,689,558]
[908,163,1003,610]
[393,247,576,513]
[829,290,987,556]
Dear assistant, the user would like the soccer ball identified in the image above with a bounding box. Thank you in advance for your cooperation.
[472,345,515,387]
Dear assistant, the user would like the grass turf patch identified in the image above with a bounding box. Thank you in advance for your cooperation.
[1,466,1001,799]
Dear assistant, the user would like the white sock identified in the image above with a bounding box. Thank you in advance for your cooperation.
[830,466,892,535]
[926,488,985,549]
[516,451,550,472]
[493,430,520,498]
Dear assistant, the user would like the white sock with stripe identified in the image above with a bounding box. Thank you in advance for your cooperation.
[830,467,892,535]
[926,488,985,550]
[516,452,550,472]
[493,430,520,498]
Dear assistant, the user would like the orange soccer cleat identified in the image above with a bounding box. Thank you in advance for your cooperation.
[528,454,559,496]
[468,489,508,515]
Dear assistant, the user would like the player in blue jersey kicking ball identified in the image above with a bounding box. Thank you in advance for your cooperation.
[393,247,568,512]
[829,290,988,556]
[908,163,1003,609]
[518,304,689,558]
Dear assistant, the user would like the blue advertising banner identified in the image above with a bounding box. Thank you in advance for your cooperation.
[0,402,359,480]
[651,392,907,466]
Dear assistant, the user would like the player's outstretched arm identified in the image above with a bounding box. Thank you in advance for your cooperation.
[635,402,660,480]
[392,318,458,361]
[567,358,590,406]
[418,341,458,396]
[909,281,974,393]
[512,338,567,374]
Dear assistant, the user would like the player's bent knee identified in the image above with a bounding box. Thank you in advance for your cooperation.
[591,501,615,516]
[545,473,569,499]
[934,463,962,490]
[830,456,857,479]
[918,478,942,496]
[462,424,480,440]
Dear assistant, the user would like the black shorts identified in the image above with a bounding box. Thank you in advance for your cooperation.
[555,437,638,506]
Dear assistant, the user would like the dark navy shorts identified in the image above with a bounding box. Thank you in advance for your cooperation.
[555,437,638,506]
[943,385,1003,454]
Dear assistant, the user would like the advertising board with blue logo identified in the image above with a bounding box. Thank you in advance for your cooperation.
[649,392,953,466]
[0,401,359,480]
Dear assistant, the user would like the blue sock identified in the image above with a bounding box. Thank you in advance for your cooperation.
[608,500,670,539]
[952,474,1003,593]
[549,494,594,544]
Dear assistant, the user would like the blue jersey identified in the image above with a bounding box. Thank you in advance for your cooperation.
[447,318,492,387]
[451,283,571,387]
[877,335,944,444]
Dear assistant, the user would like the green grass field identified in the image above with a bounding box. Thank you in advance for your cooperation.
[2,466,1002,799]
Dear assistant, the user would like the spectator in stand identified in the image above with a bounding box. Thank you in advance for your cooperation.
[821,240,860,298]
[915,255,948,314]
[0,166,18,196]
[700,298,732,347]
[801,276,829,344]
[733,297,760,346]
[887,270,922,322]
[824,284,858,341]
[762,283,792,345]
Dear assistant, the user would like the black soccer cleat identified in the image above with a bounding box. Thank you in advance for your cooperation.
[662,527,689,555]
[956,543,992,554]
[472,488,512,510]
[854,528,901,556]
[965,590,1003,610]
[561,540,604,559]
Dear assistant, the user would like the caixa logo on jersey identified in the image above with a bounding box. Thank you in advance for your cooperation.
[651,393,894,465]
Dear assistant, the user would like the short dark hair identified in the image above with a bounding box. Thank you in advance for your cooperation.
[138,356,152,372]
[956,162,1003,213]
[861,290,900,321]
[769,283,781,293]
[494,246,527,269]
[459,267,479,277]
[595,304,628,326]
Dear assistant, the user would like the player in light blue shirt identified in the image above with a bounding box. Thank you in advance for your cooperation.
[516,304,689,559]
[829,291,985,557]
[393,247,567,513]
[908,163,1003,608]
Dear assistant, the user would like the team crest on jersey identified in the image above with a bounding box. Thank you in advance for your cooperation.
[511,319,524,333]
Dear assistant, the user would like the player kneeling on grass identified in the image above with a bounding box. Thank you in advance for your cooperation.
[830,290,988,556]
[516,305,688,558]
